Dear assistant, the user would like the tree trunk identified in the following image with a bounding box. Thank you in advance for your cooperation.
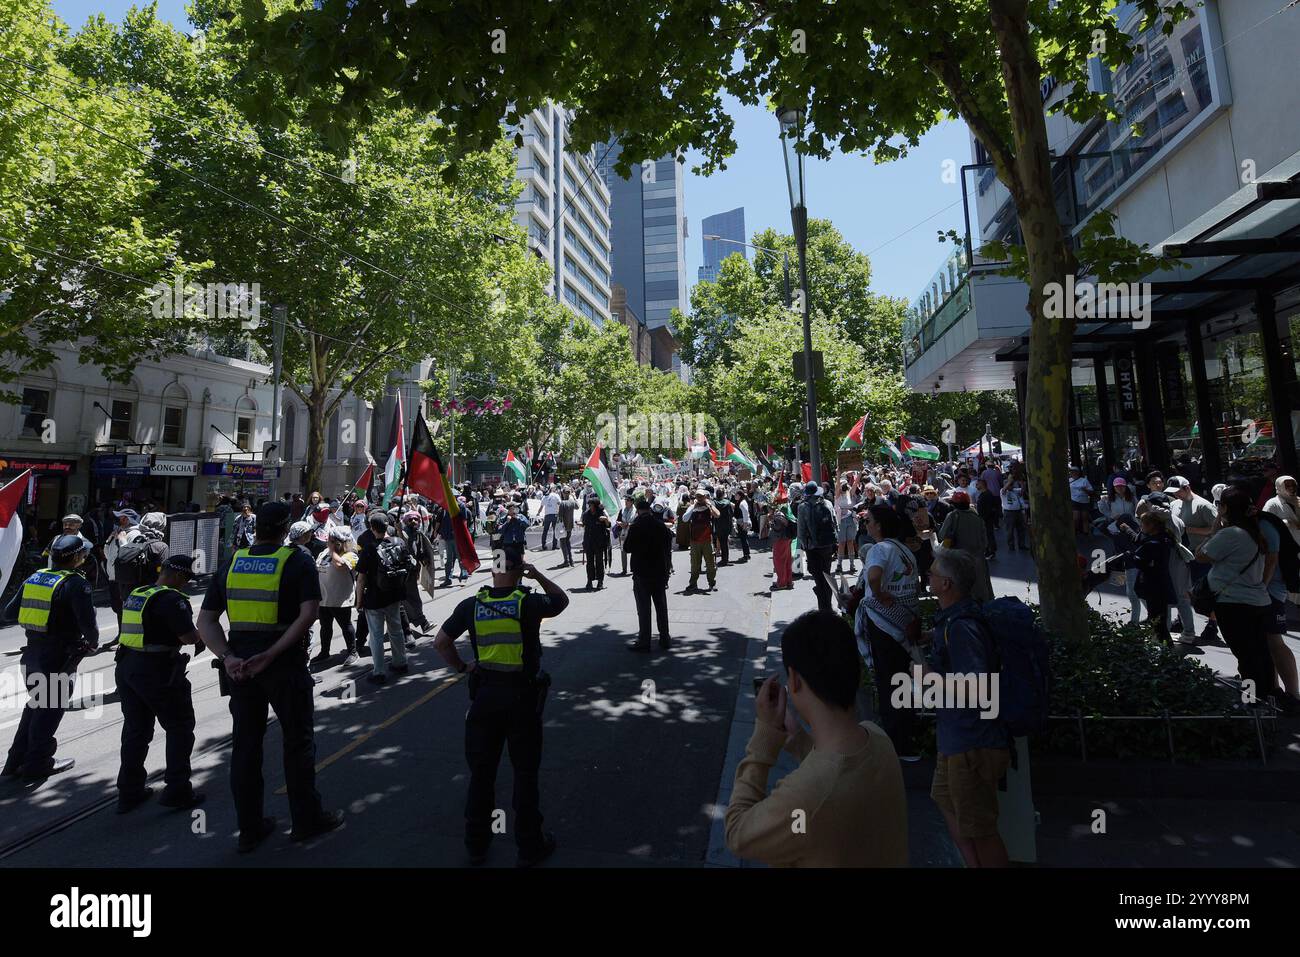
[990,0,1089,644]
[306,390,327,498]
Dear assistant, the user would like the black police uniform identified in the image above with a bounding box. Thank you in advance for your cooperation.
[202,544,325,836]
[439,584,569,856]
[115,586,199,805]
[2,566,98,778]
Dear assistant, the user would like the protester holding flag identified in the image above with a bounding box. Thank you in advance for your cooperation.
[580,497,612,590]
[406,412,480,579]
[769,480,796,590]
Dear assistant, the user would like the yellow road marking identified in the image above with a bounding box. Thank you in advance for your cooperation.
[274,672,464,794]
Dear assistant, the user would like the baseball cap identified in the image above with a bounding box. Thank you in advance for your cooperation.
[256,501,292,531]
[950,490,971,506]
[50,534,91,559]
[1165,476,1190,491]
[161,554,197,579]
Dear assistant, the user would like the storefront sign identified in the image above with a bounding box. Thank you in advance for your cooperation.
[202,462,278,479]
[93,453,150,476]
[1158,344,1188,420]
[0,456,77,475]
[151,458,198,476]
[1114,353,1140,422]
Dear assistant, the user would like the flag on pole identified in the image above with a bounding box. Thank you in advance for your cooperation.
[899,435,941,461]
[381,392,406,507]
[348,461,374,501]
[723,439,758,472]
[407,412,480,574]
[838,414,868,451]
[881,440,903,464]
[800,461,812,483]
[659,455,676,466]
[503,449,528,484]
[754,446,775,476]
[0,470,33,599]
[773,474,786,502]
[523,443,535,482]
[689,432,711,460]
[583,446,620,514]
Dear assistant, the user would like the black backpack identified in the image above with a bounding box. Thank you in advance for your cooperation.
[1259,511,1300,592]
[375,538,411,591]
[114,538,154,588]
[809,499,836,546]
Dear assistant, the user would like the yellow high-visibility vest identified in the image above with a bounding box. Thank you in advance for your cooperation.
[120,584,185,650]
[472,587,526,672]
[225,546,293,631]
[17,568,73,635]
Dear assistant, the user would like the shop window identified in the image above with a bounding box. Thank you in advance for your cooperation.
[162,405,185,446]
[110,399,134,441]
[20,387,50,437]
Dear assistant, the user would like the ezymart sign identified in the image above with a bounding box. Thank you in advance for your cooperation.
[151,459,198,476]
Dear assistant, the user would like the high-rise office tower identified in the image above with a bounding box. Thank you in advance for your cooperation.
[699,207,746,284]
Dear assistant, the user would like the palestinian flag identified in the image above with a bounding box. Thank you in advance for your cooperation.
[899,435,941,461]
[407,412,479,574]
[839,414,868,451]
[503,449,528,484]
[583,446,620,514]
[348,461,374,502]
[881,440,903,464]
[755,446,775,476]
[659,455,676,466]
[0,470,33,599]
[689,432,711,460]
[724,439,757,472]
[523,443,535,482]
[381,392,405,507]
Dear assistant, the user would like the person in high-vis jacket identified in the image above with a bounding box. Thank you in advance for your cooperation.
[433,544,569,867]
[2,535,99,781]
[114,554,207,814]
[197,502,344,853]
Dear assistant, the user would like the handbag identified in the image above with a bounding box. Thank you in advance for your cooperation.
[1191,545,1261,615]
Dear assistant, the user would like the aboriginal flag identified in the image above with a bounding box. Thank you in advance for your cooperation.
[407,411,480,574]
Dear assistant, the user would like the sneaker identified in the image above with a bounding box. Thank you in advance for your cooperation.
[366,673,387,685]
[1200,622,1219,644]
[341,652,359,668]
[658,636,672,651]
[627,640,652,653]
[358,645,373,658]
[516,832,557,868]
[1176,633,1198,645]
[1170,618,1184,633]
[116,786,155,814]
[237,816,277,854]
[289,809,346,843]
[405,640,418,651]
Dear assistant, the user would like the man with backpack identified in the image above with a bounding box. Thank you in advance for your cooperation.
[924,548,1011,867]
[796,482,838,613]
[110,513,170,648]
[354,512,412,685]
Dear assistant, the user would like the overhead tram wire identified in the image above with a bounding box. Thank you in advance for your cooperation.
[0,47,526,252]
[0,75,492,327]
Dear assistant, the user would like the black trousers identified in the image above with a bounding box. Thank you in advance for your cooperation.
[585,549,604,586]
[715,528,730,564]
[1216,601,1278,699]
[736,526,750,560]
[560,533,573,565]
[464,678,545,853]
[867,619,918,757]
[541,514,558,549]
[317,607,356,656]
[806,546,835,612]
[228,655,323,834]
[632,576,670,645]
[115,650,196,799]
[4,640,77,777]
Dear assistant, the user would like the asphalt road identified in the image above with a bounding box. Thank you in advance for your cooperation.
[0,526,768,867]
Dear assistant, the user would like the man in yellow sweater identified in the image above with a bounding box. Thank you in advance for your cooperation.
[725,609,909,866]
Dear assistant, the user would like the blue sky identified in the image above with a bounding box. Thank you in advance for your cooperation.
[52,0,971,303]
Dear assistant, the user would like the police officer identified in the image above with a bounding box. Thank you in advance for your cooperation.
[433,544,569,866]
[196,501,344,853]
[114,555,206,814]
[2,535,99,781]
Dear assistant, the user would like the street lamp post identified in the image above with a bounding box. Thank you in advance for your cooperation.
[701,234,792,309]
[269,303,287,501]
[778,105,821,485]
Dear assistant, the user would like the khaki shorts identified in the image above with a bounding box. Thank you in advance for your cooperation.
[931,747,1010,839]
